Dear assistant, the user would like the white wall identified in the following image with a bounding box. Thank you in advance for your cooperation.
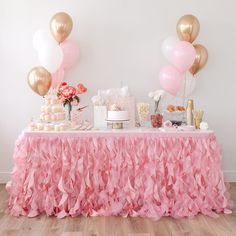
[0,0,236,182]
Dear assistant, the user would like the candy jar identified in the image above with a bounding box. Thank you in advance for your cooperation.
[151,113,163,128]
[148,89,164,128]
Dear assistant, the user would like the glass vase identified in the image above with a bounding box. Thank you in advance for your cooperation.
[66,103,72,121]
[151,105,163,128]
[151,113,163,128]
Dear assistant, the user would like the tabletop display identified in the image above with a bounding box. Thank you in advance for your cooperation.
[7,12,233,219]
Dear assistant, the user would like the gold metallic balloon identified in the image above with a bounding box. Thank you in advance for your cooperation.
[190,44,208,75]
[50,12,73,44]
[27,67,52,96]
[176,15,200,43]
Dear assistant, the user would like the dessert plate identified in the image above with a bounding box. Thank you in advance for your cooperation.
[105,119,130,122]
[178,125,195,131]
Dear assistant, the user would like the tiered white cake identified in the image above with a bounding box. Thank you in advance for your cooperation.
[107,103,129,121]
[107,111,129,121]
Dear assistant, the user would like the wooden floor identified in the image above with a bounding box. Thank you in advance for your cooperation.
[0,184,235,236]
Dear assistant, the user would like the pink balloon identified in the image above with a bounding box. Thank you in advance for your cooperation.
[159,66,185,96]
[51,66,65,89]
[60,39,79,69]
[171,41,196,72]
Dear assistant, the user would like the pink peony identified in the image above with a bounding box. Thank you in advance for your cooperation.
[78,83,87,94]
[61,86,76,99]
[58,82,69,95]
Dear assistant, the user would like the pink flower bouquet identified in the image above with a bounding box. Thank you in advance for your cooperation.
[57,82,87,120]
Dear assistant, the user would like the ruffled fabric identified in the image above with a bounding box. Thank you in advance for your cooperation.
[7,131,233,219]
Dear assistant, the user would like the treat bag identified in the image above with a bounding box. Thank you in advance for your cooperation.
[123,96,135,128]
[94,106,107,129]
[71,107,83,125]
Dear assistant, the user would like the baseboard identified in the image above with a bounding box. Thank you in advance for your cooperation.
[0,172,11,184]
[1,171,236,184]
[224,170,236,182]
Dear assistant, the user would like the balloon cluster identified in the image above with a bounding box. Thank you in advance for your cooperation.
[159,15,208,97]
[28,12,79,96]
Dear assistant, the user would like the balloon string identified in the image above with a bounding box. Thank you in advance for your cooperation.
[182,73,187,123]
[183,73,187,106]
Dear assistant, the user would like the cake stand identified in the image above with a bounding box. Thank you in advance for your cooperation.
[105,119,130,129]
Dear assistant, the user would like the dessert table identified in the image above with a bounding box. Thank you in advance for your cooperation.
[7,129,233,219]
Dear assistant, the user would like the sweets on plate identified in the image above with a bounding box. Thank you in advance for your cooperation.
[44,124,54,131]
[39,96,66,123]
[167,104,185,112]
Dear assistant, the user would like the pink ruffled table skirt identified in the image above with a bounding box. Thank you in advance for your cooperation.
[7,130,233,219]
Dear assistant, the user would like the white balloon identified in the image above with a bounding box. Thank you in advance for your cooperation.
[33,29,53,51]
[38,41,63,73]
[161,36,179,61]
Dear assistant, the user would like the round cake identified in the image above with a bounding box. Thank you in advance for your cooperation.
[107,111,128,121]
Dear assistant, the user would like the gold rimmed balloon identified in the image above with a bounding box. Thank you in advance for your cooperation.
[190,44,208,75]
[176,15,200,43]
[50,12,73,44]
[28,67,52,96]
